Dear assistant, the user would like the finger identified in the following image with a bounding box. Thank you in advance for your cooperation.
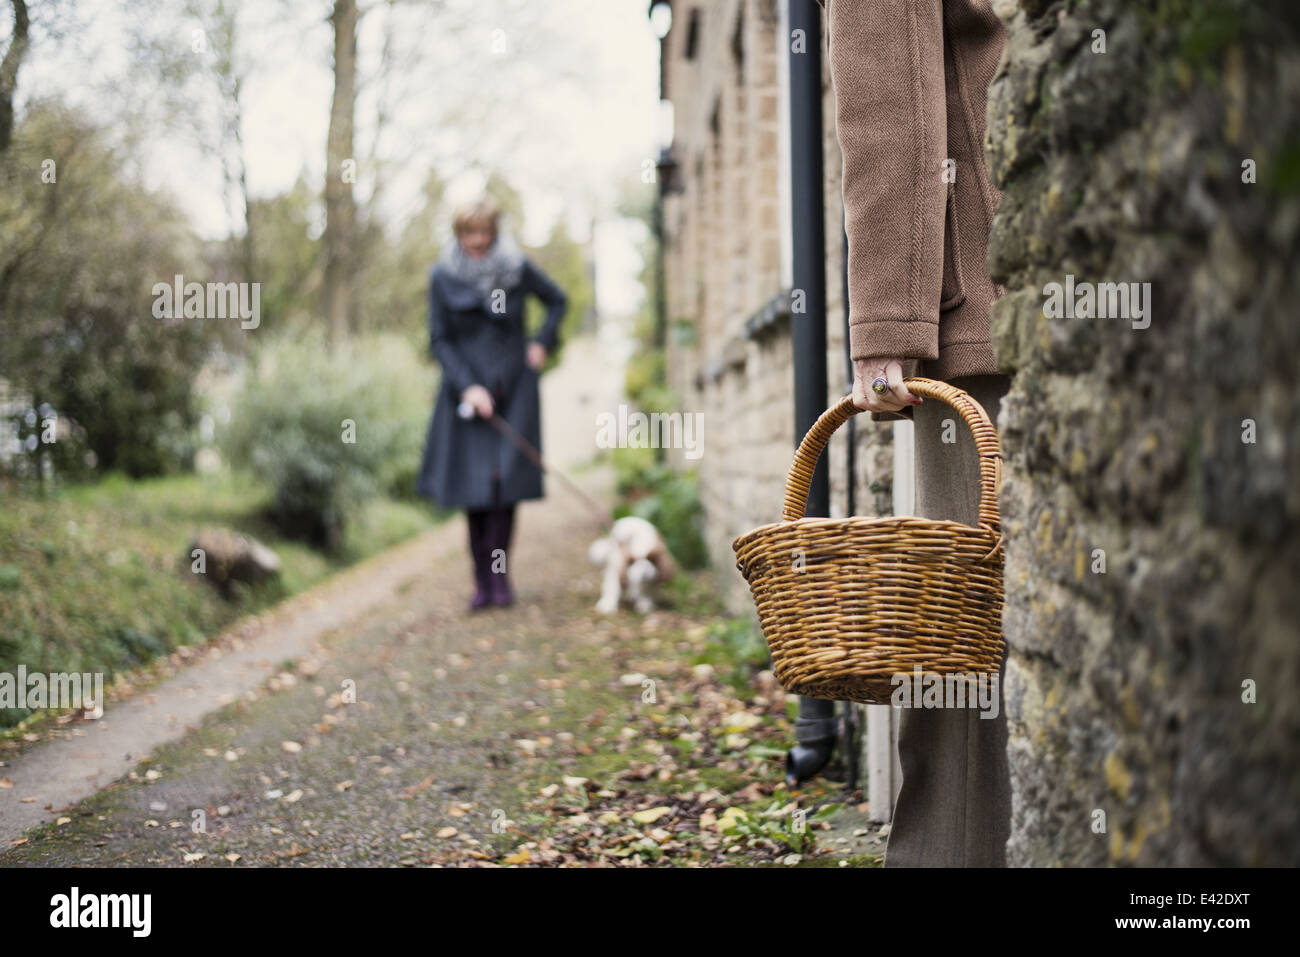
[858,379,905,413]
[863,369,907,412]
[885,362,920,405]
[851,378,871,411]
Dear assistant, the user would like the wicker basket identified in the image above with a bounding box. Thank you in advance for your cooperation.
[732,377,1005,705]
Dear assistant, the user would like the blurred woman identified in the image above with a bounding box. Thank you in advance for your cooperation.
[415,197,568,611]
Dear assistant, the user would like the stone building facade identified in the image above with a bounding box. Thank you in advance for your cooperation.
[657,0,902,818]
[657,0,1299,864]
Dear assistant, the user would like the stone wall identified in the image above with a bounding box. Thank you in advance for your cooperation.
[987,0,1300,865]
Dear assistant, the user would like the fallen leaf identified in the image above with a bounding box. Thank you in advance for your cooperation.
[716,807,748,831]
[721,711,762,732]
[503,848,532,865]
[401,776,433,798]
[224,853,241,863]
[281,741,302,753]
[436,827,458,839]
[183,852,206,862]
[631,806,672,825]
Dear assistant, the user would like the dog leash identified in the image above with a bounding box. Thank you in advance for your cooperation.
[458,402,613,530]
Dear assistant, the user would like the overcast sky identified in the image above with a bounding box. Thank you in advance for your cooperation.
[12,0,665,316]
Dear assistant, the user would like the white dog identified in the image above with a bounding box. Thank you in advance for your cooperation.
[588,516,678,615]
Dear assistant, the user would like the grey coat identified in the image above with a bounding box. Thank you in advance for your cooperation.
[415,257,568,510]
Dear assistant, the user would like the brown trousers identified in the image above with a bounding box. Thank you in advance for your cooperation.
[884,374,1012,867]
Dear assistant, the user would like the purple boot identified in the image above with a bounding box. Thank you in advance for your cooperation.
[466,509,493,612]
[485,505,516,606]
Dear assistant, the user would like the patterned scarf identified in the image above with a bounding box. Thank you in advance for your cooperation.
[437,229,527,312]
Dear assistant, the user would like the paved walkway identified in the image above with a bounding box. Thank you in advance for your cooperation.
[0,331,882,867]
[0,331,625,849]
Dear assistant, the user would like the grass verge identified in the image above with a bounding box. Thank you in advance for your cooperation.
[0,469,447,734]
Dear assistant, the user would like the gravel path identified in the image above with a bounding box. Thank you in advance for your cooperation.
[2,461,631,866]
[0,332,884,867]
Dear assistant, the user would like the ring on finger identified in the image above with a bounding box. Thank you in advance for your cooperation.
[871,376,889,395]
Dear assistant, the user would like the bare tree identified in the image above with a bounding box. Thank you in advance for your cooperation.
[121,0,273,280]
[0,0,29,153]
[210,0,255,280]
[323,0,358,341]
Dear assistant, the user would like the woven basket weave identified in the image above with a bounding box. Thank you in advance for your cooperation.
[732,377,1005,705]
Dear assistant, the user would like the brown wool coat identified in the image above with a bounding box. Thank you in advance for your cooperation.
[819,0,1007,402]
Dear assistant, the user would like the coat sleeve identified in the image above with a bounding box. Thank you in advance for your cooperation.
[825,0,946,365]
[523,259,569,353]
[428,269,477,396]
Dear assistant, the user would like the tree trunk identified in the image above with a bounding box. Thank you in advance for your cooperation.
[233,72,254,281]
[0,0,30,154]
[323,0,358,341]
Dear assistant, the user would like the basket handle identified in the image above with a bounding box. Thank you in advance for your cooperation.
[781,377,1003,535]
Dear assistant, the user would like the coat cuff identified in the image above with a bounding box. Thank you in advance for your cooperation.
[869,407,914,423]
[849,318,939,363]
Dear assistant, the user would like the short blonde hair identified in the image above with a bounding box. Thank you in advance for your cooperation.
[452,197,501,239]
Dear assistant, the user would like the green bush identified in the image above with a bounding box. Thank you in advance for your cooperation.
[611,446,709,571]
[220,331,431,548]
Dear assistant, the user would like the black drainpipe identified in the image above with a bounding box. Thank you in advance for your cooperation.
[842,215,854,520]
[840,213,859,791]
[784,0,839,787]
